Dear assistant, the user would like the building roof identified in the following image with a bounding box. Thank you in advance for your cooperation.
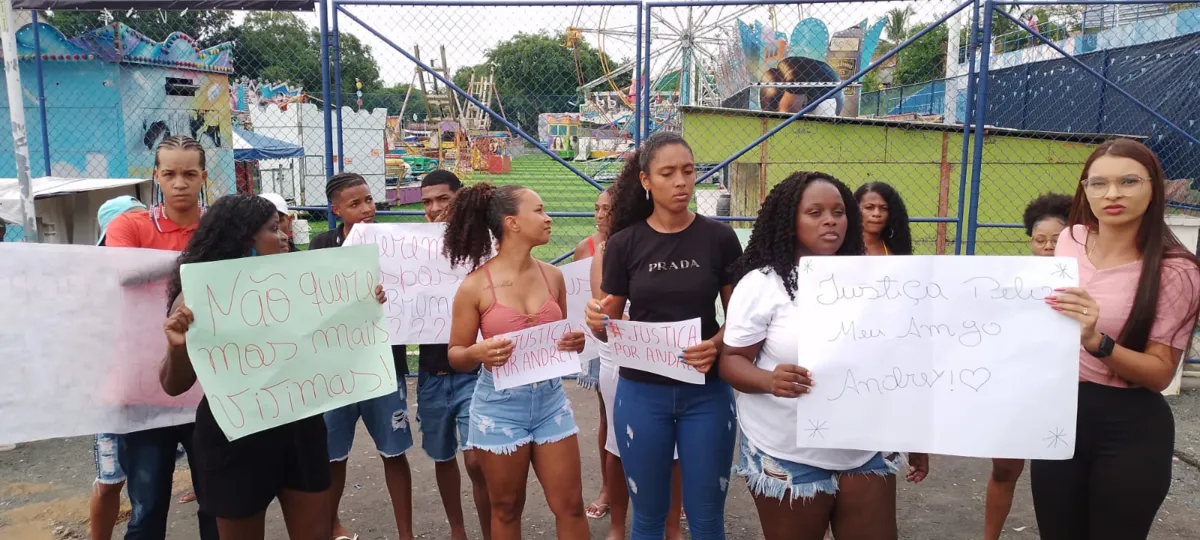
[4,22,232,74]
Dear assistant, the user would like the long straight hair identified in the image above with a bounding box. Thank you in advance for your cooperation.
[1069,139,1200,352]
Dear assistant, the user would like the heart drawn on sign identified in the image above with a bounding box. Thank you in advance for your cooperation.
[959,368,992,391]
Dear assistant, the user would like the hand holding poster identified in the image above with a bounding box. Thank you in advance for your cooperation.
[792,256,1080,459]
[345,223,471,344]
[492,320,585,390]
[607,318,705,384]
[181,245,397,440]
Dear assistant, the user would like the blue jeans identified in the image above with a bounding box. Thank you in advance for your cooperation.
[614,377,737,540]
[416,371,477,462]
[118,424,218,540]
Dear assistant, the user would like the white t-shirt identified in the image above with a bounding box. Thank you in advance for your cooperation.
[724,268,876,470]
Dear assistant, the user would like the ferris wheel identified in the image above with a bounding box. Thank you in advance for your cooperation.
[567,4,774,110]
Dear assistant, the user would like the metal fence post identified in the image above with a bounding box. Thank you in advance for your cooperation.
[634,5,642,146]
[320,0,336,229]
[31,12,50,177]
[964,0,995,255]
[953,0,980,254]
[333,2,345,173]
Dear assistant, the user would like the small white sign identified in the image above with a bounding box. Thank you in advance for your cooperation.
[607,318,705,384]
[492,320,584,390]
[792,256,1080,459]
[560,259,601,361]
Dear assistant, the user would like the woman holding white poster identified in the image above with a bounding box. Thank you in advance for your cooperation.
[982,192,1071,540]
[586,131,743,540]
[1033,139,1200,538]
[159,194,392,539]
[441,182,590,539]
[719,172,929,540]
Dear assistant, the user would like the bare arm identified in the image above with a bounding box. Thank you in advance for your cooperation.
[448,276,486,371]
[572,238,589,262]
[719,341,772,394]
[1093,338,1184,392]
[160,294,198,397]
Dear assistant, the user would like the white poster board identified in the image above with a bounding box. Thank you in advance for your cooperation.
[344,222,471,344]
[492,320,584,390]
[792,256,1080,459]
[560,259,601,361]
[607,318,705,384]
[0,243,202,445]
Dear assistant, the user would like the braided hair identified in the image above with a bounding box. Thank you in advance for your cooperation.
[166,194,278,311]
[608,131,693,237]
[441,182,527,271]
[853,181,913,255]
[326,172,368,202]
[1021,192,1071,236]
[155,135,206,169]
[731,172,864,300]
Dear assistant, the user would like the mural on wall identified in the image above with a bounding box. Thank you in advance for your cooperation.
[716,17,886,117]
[231,79,304,112]
[1,22,234,202]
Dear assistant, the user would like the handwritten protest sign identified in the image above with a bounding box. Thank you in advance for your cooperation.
[560,259,601,361]
[492,320,584,390]
[607,318,705,384]
[792,256,1079,459]
[0,243,201,445]
[345,223,472,344]
[181,245,396,440]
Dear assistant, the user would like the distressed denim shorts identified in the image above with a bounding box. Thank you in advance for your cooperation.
[94,433,126,484]
[576,357,601,390]
[467,368,578,455]
[324,382,413,461]
[733,436,899,501]
[416,371,477,462]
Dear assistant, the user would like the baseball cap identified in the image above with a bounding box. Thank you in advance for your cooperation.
[259,193,289,216]
[97,196,147,245]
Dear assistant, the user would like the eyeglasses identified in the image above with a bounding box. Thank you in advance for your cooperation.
[1081,176,1147,197]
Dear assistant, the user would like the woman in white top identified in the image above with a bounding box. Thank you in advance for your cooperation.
[720,172,929,539]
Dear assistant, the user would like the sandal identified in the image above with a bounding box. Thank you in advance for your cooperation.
[333,536,359,540]
[585,502,610,519]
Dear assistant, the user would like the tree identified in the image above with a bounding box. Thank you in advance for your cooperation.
[884,6,915,45]
[361,84,428,120]
[45,9,234,47]
[893,20,949,86]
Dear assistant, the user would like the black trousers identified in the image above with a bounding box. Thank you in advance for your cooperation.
[1030,382,1174,540]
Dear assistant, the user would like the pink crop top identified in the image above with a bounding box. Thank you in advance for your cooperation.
[478,263,564,340]
[1055,225,1200,387]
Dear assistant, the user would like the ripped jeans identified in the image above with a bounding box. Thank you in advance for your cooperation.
[614,377,736,540]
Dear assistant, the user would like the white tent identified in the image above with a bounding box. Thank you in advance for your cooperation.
[0,177,152,244]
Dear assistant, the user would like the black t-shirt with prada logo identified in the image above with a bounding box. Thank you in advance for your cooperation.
[602,215,743,385]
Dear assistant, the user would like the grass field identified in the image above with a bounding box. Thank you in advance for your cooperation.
[303,153,717,261]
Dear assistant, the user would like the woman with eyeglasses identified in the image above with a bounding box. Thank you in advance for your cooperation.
[1032,139,1200,539]
[983,192,1071,540]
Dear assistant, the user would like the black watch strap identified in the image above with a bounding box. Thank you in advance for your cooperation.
[1090,333,1115,358]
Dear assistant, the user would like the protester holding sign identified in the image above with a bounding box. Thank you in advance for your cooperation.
[159,193,360,538]
[854,181,912,256]
[573,187,614,521]
[587,131,743,540]
[721,172,927,540]
[308,172,416,540]
[414,170,492,540]
[1033,139,1200,539]
[442,182,590,539]
[103,135,218,540]
[982,192,1071,540]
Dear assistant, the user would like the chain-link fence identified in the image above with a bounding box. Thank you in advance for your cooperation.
[2,0,1198,261]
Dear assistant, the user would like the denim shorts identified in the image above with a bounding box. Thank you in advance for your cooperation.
[324,382,413,461]
[94,433,126,484]
[467,368,578,455]
[416,371,477,462]
[577,357,601,390]
[733,436,900,501]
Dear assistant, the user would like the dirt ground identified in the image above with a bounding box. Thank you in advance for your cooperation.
[4,379,1200,539]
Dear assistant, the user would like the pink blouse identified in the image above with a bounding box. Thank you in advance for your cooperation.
[1056,225,1200,387]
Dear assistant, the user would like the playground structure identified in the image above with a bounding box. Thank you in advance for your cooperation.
[385,44,513,177]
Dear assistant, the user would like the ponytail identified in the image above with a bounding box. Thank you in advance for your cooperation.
[442,182,525,271]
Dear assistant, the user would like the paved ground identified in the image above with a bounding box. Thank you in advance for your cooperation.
[4,379,1200,539]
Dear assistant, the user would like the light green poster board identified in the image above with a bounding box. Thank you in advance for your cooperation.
[180,244,396,440]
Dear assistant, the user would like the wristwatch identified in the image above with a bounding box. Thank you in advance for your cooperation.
[1088,333,1115,359]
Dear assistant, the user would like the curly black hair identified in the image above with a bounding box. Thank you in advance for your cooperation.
[853,181,913,255]
[1021,192,1072,236]
[441,182,527,271]
[166,194,278,310]
[608,131,693,237]
[731,172,864,300]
